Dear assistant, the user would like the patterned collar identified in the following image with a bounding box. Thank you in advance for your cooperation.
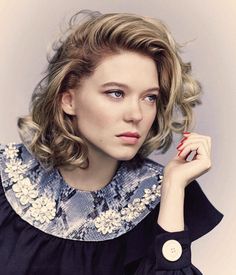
[0,143,163,242]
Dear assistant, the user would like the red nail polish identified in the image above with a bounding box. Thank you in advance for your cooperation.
[178,149,183,156]
[180,136,188,142]
[177,143,183,149]
[183,132,190,134]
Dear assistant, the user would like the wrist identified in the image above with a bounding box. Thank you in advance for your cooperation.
[161,177,187,192]
[161,181,185,202]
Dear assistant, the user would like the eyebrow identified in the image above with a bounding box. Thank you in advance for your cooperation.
[100,82,160,93]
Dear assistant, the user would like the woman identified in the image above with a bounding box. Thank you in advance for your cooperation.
[0,10,223,274]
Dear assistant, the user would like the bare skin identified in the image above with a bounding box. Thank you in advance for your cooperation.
[157,132,211,232]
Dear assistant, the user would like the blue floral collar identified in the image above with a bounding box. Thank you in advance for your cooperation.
[0,143,163,242]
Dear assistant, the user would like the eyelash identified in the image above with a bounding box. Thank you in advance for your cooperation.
[105,90,158,103]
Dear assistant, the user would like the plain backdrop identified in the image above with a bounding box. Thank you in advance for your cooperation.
[0,0,235,274]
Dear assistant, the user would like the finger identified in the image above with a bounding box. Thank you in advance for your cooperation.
[177,138,210,155]
[177,142,210,160]
[177,137,210,154]
[178,133,203,147]
[180,133,211,144]
[182,132,211,143]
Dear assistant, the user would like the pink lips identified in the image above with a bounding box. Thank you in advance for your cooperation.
[116,132,140,138]
[116,132,140,144]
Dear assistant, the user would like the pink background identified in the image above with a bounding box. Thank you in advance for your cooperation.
[0,1,235,273]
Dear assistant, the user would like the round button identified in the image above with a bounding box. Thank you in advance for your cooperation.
[162,239,182,261]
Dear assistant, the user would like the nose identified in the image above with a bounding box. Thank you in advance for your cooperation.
[123,99,143,123]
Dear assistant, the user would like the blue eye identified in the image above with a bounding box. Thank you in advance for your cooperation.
[105,90,124,98]
[105,90,158,103]
[146,95,158,102]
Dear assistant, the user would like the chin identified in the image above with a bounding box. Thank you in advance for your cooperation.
[113,152,138,161]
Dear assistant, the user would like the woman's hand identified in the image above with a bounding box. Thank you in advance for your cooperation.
[163,132,212,190]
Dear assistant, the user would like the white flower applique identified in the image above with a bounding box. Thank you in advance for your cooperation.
[3,143,29,184]
[4,159,28,183]
[28,196,56,224]
[94,209,122,234]
[142,183,162,205]
[12,177,38,205]
[3,143,57,225]
[3,142,19,159]
[120,198,146,222]
[94,177,163,235]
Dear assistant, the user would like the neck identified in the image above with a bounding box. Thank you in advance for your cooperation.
[58,152,121,192]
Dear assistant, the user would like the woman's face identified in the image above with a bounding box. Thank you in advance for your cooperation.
[62,50,159,161]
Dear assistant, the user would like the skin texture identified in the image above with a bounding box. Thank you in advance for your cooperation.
[60,51,159,191]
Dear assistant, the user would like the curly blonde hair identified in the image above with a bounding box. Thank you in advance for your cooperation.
[17,10,202,170]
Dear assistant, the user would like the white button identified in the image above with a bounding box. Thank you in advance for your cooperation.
[162,239,182,261]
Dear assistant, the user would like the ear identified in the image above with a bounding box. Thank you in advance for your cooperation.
[61,90,76,115]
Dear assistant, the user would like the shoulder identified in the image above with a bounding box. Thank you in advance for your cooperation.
[0,142,28,160]
[0,142,39,188]
[0,142,23,171]
[0,142,38,164]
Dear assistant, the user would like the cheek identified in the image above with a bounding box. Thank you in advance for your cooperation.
[145,107,156,122]
[76,104,115,129]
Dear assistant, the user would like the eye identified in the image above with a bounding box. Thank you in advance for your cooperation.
[105,90,124,99]
[146,95,158,103]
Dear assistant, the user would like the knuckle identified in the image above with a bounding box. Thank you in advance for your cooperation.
[206,160,212,169]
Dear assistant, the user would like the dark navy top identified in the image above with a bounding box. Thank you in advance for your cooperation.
[0,143,223,275]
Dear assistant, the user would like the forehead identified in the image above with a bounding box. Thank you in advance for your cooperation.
[89,51,159,87]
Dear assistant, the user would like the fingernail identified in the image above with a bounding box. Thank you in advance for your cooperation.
[178,149,183,156]
[183,132,190,135]
[177,143,183,149]
[177,137,187,148]
[180,136,188,142]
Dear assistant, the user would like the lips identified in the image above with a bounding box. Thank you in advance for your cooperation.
[116,132,140,138]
